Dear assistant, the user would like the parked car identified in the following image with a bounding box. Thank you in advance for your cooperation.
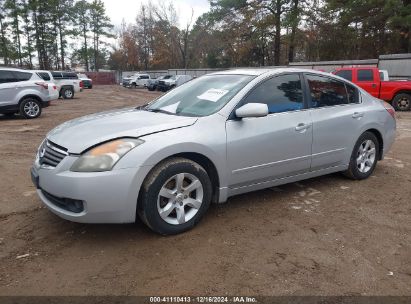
[157,74,192,92]
[333,67,411,111]
[31,68,396,234]
[122,73,151,88]
[77,73,93,89]
[0,68,58,118]
[147,75,173,91]
[50,71,82,99]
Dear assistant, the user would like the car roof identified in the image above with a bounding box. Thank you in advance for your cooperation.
[209,67,334,77]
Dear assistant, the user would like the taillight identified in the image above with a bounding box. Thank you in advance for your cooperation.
[53,85,57,90]
[35,82,48,90]
[80,81,84,88]
[382,101,395,119]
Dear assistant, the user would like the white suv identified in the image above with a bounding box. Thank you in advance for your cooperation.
[0,68,58,119]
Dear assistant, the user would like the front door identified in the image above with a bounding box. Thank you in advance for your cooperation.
[226,73,313,189]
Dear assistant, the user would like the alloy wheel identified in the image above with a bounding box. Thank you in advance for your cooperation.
[65,90,73,98]
[397,97,410,110]
[356,139,376,173]
[23,101,40,117]
[157,173,204,225]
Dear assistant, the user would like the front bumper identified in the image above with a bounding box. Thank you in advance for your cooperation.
[31,157,153,223]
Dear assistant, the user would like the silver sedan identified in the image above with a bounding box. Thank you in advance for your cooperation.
[31,68,396,235]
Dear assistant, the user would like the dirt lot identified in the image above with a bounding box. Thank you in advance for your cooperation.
[0,85,410,296]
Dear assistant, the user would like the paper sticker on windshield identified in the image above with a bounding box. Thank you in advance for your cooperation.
[160,101,180,113]
[197,88,229,102]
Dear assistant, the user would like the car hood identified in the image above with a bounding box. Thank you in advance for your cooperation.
[47,108,198,154]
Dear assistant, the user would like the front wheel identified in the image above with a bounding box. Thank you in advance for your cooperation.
[344,132,379,180]
[138,157,212,235]
[392,93,411,111]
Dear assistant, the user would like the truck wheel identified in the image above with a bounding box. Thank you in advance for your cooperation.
[138,157,212,235]
[131,83,136,89]
[392,93,411,111]
[62,87,74,99]
[19,98,42,119]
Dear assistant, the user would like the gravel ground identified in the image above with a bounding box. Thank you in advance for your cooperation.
[0,85,410,296]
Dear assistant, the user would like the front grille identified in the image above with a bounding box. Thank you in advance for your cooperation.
[39,140,68,168]
[42,190,84,213]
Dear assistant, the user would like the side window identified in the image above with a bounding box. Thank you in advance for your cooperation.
[357,69,374,81]
[37,72,51,81]
[346,83,359,104]
[0,70,17,83]
[51,72,62,79]
[335,70,352,81]
[15,71,32,81]
[306,74,349,107]
[241,74,304,114]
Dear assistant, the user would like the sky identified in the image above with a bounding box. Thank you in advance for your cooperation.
[102,0,211,29]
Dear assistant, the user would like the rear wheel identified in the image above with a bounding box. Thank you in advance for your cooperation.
[62,87,74,99]
[19,98,42,119]
[344,132,379,180]
[138,157,212,235]
[392,93,411,111]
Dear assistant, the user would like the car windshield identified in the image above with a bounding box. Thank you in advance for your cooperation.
[146,74,254,117]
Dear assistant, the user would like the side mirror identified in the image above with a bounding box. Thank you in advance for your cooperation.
[235,103,268,118]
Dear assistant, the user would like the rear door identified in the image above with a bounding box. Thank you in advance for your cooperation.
[305,73,364,170]
[354,68,380,98]
[0,70,18,106]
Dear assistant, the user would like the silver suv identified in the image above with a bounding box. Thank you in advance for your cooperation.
[0,68,58,119]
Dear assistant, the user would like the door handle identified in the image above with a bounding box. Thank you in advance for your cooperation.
[352,112,364,119]
[295,123,311,132]
[371,83,377,88]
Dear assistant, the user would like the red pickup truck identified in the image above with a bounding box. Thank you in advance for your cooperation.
[333,67,411,111]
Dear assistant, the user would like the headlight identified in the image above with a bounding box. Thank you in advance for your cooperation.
[70,138,144,172]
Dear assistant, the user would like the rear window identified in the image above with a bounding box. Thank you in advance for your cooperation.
[62,72,78,79]
[346,83,359,104]
[335,70,352,81]
[51,72,62,78]
[0,70,16,83]
[51,71,78,79]
[357,69,374,81]
[37,72,51,81]
[140,75,149,79]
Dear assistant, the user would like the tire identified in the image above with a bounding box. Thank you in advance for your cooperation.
[19,98,42,119]
[131,83,136,89]
[392,93,411,111]
[62,87,74,99]
[138,157,212,235]
[343,131,379,180]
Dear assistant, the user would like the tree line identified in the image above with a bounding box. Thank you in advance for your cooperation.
[1,0,410,71]
[109,0,411,71]
[0,0,113,71]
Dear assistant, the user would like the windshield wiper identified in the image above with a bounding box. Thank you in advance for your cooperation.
[145,108,176,115]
